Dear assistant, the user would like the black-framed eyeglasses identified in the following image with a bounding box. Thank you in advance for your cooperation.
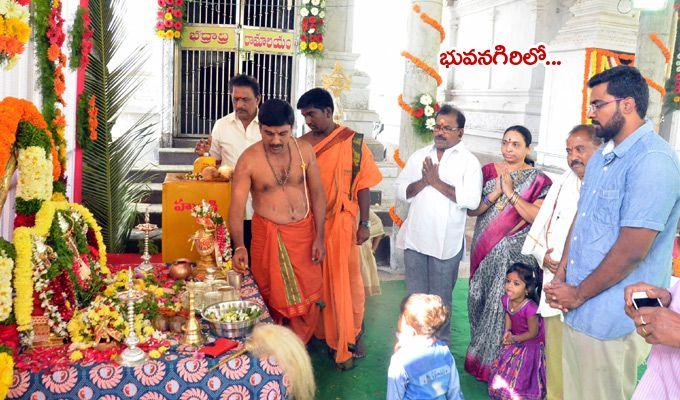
[587,98,625,114]
[433,125,460,134]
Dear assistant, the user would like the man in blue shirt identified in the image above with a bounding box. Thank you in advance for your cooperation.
[544,65,680,400]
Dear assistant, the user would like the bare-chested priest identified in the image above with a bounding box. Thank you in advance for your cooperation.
[228,99,326,343]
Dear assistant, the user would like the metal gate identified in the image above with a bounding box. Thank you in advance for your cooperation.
[175,0,297,137]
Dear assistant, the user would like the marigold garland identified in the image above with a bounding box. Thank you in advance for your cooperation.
[397,94,415,116]
[401,51,443,86]
[389,206,403,228]
[393,149,405,169]
[649,33,671,64]
[411,3,445,44]
[645,76,667,96]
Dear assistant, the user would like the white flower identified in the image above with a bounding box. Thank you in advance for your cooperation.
[17,146,53,201]
[319,11,325,18]
[5,1,28,20]
[0,0,10,15]
[311,0,320,5]
[302,0,310,3]
[310,7,319,15]
[308,28,315,34]
[425,118,436,130]
[419,94,432,106]
[300,7,309,16]
[424,105,434,117]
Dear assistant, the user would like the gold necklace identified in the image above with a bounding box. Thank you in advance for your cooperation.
[263,142,292,187]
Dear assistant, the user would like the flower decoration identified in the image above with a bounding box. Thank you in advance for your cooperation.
[0,239,16,323]
[68,6,93,70]
[155,0,186,41]
[33,0,69,191]
[191,200,233,263]
[0,0,31,70]
[13,201,109,343]
[401,93,440,141]
[299,0,325,56]
[0,349,14,400]
[76,92,98,150]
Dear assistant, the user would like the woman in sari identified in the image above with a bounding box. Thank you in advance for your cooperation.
[464,125,552,382]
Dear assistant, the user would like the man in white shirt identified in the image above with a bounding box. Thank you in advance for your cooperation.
[395,105,483,344]
[195,74,261,249]
[521,124,601,400]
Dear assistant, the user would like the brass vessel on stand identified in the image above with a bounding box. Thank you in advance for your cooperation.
[191,228,217,280]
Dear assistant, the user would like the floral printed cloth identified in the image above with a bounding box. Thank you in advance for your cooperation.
[9,268,288,400]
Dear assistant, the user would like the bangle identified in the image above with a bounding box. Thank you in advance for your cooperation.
[510,192,520,205]
[234,246,246,253]
[482,195,492,207]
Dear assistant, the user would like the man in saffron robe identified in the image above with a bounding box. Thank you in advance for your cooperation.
[229,99,327,343]
[297,88,383,369]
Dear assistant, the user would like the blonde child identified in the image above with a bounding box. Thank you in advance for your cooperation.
[387,293,464,400]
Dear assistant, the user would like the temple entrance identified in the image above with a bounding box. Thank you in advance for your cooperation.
[174,0,297,136]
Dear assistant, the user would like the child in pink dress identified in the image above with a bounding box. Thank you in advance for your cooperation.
[488,262,546,400]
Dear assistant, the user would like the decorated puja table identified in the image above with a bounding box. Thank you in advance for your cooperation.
[7,264,288,400]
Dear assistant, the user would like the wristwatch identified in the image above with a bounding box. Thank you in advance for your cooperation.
[359,220,371,229]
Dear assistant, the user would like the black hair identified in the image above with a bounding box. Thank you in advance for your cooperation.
[229,74,261,97]
[506,262,541,304]
[588,65,648,119]
[296,88,334,113]
[503,125,534,166]
[258,99,295,127]
[568,124,603,146]
[436,104,466,129]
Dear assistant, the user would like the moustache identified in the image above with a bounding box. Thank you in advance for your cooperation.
[235,108,248,113]
[570,160,583,167]
[434,136,446,141]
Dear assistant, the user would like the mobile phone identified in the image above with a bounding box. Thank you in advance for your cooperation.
[632,291,663,309]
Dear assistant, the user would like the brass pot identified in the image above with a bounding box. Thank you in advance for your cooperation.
[169,258,193,280]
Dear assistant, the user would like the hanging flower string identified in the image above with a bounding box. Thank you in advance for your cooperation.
[412,4,445,43]
[76,93,98,150]
[68,6,93,70]
[299,0,326,56]
[649,33,671,64]
[155,0,186,40]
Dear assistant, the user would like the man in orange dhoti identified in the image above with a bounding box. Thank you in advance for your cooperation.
[229,99,327,343]
[297,88,383,369]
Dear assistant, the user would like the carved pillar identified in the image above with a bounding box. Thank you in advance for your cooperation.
[535,0,639,170]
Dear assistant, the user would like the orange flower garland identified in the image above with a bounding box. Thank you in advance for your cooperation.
[393,149,405,169]
[649,33,671,64]
[389,206,404,228]
[645,77,667,97]
[0,98,54,179]
[397,94,415,116]
[87,95,98,141]
[401,51,443,86]
[420,14,445,44]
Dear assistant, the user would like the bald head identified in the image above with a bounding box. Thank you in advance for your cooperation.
[566,124,602,179]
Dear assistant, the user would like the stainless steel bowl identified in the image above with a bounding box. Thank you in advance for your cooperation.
[201,300,263,338]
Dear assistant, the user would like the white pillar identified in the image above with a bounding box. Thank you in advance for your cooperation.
[535,0,639,170]
[389,0,444,274]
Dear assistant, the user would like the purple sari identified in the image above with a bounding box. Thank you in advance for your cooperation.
[465,163,551,382]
